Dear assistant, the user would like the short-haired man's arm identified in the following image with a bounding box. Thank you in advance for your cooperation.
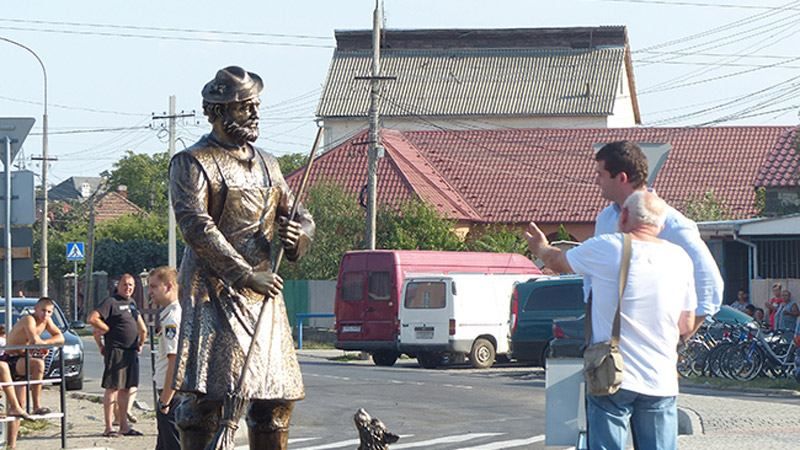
[159,353,178,412]
[678,311,695,339]
[87,309,110,334]
[525,222,574,274]
[19,316,45,345]
[42,318,65,345]
[662,214,724,333]
[136,315,147,353]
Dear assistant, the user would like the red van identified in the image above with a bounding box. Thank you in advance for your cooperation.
[334,250,541,366]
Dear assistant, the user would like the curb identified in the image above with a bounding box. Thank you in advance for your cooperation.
[680,381,800,398]
[677,406,703,436]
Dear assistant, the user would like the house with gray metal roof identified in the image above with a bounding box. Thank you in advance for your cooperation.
[317,27,641,149]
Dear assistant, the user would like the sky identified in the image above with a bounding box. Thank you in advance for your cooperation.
[1,0,798,188]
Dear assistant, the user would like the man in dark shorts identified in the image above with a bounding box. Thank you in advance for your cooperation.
[88,274,147,437]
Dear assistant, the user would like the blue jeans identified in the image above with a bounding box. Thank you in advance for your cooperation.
[587,389,677,450]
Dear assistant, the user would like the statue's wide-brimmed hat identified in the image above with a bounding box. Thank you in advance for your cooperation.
[202,66,263,104]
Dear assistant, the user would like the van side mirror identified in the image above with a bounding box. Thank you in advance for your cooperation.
[451,282,457,296]
[70,320,86,330]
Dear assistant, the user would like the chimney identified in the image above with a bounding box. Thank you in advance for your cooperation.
[116,185,128,199]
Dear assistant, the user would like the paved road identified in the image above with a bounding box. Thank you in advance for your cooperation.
[80,341,800,450]
[83,338,555,449]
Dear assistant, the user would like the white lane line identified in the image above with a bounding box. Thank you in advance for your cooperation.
[442,383,473,390]
[454,434,546,450]
[291,435,414,450]
[391,433,504,449]
[235,437,319,449]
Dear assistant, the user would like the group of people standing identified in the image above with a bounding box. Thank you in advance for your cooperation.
[731,284,798,332]
[87,268,182,449]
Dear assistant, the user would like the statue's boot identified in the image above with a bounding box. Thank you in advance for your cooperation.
[175,395,221,450]
[179,427,215,449]
[247,400,294,450]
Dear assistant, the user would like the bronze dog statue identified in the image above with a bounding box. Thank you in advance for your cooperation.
[354,408,399,450]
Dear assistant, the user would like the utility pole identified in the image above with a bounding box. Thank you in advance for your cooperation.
[365,0,384,250]
[83,180,105,310]
[152,98,194,268]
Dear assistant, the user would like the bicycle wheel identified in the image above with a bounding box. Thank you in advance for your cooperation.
[728,343,763,382]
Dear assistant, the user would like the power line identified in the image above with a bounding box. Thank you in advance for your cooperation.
[596,0,800,11]
[0,18,331,40]
[0,94,146,116]
[30,125,152,136]
[0,25,334,48]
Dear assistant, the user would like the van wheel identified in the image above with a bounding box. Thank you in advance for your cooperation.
[469,338,496,369]
[417,352,442,369]
[372,351,399,367]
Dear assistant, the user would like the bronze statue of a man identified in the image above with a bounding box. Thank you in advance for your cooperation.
[169,66,314,449]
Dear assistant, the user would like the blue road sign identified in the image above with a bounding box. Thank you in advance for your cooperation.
[66,242,85,261]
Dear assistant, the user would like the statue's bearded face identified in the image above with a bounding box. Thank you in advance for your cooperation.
[221,98,261,145]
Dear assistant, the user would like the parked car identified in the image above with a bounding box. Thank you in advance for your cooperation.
[398,273,534,369]
[334,250,540,366]
[547,304,757,360]
[509,275,584,366]
[0,298,85,391]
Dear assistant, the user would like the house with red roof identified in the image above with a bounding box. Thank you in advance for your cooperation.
[317,27,641,150]
[755,126,799,216]
[289,126,793,242]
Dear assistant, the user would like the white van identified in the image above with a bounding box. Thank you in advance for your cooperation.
[397,273,535,369]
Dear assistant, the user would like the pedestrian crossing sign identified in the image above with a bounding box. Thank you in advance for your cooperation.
[66,242,85,261]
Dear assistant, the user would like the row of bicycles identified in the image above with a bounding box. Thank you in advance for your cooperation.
[677,318,799,382]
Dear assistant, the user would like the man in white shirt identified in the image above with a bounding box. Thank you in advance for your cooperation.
[148,266,182,450]
[527,191,696,450]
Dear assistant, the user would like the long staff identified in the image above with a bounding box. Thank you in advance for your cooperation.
[208,126,322,450]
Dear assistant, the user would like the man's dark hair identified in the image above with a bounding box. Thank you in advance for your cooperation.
[595,141,649,189]
[744,304,755,314]
[37,297,55,307]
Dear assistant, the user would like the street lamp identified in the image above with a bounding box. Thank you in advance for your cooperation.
[0,37,50,296]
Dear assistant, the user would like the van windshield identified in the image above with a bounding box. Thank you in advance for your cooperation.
[404,281,446,309]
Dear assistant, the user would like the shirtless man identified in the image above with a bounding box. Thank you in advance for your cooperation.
[4,297,64,448]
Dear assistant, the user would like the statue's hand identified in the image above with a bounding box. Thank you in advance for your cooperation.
[278,216,302,253]
[245,271,284,298]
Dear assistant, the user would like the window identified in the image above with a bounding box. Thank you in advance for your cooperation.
[340,272,365,301]
[404,281,446,309]
[523,284,584,312]
[368,272,391,301]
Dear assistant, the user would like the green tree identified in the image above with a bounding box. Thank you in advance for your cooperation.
[103,150,170,212]
[684,190,731,222]
[279,182,364,280]
[376,200,464,251]
[96,213,169,243]
[277,153,307,176]
[464,224,527,255]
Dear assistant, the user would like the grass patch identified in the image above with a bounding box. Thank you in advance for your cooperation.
[329,352,366,362]
[19,418,52,436]
[683,376,800,391]
[297,340,335,350]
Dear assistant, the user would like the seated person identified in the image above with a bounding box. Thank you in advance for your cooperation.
[0,361,31,419]
[4,297,64,449]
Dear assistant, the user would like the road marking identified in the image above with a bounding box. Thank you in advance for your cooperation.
[442,383,473,390]
[390,433,504,449]
[454,434,546,449]
[234,437,319,449]
[290,435,414,450]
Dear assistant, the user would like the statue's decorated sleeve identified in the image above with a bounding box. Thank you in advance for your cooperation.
[169,152,253,286]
